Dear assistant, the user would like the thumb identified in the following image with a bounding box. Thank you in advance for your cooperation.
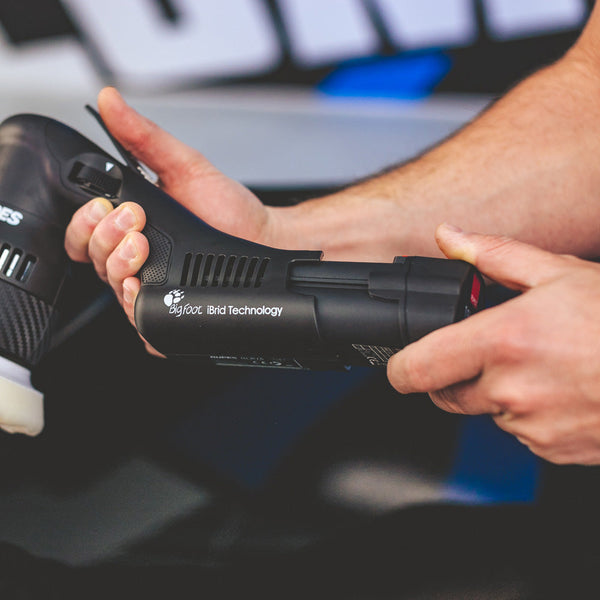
[97,87,218,191]
[435,223,569,291]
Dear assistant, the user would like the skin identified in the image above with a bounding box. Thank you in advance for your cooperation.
[65,4,600,464]
[390,225,600,465]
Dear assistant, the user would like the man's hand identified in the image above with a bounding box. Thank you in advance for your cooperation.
[388,223,600,465]
[65,87,280,336]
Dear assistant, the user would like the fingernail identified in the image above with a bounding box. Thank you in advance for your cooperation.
[119,237,138,261]
[441,223,463,233]
[88,199,111,224]
[115,206,136,231]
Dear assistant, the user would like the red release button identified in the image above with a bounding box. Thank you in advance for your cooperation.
[470,275,481,309]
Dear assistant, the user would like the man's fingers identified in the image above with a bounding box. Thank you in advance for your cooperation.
[123,277,165,357]
[121,277,164,357]
[388,316,513,416]
[64,198,113,262]
[429,379,497,416]
[97,87,216,191]
[387,313,485,395]
[107,232,149,304]
[122,276,141,326]
[436,223,572,291]
[88,202,146,280]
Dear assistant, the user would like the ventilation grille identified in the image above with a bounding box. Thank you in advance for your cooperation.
[0,243,36,283]
[180,254,269,288]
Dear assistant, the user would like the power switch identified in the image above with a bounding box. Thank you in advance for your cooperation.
[69,161,122,198]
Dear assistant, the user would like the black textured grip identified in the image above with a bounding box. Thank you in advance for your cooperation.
[0,283,54,368]
[140,226,172,285]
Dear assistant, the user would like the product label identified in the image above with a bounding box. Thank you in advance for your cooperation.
[210,355,303,369]
[207,304,283,318]
[163,289,283,319]
[0,205,23,226]
[352,344,399,366]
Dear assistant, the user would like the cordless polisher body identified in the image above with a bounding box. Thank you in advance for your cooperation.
[0,109,484,435]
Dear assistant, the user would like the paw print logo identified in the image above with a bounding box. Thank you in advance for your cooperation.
[164,289,184,307]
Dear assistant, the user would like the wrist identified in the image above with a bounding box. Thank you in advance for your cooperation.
[269,188,429,261]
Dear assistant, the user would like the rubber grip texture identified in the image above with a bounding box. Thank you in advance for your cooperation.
[0,283,53,367]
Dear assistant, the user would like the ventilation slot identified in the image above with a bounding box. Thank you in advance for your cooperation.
[180,252,192,286]
[0,243,37,282]
[0,244,10,271]
[254,258,270,288]
[181,253,270,287]
[202,254,215,287]
[16,256,36,282]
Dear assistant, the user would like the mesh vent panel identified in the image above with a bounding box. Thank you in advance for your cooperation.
[141,226,171,284]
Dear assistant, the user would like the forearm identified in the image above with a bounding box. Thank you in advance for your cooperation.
[275,43,600,262]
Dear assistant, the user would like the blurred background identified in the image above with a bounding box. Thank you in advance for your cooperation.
[1,1,599,598]
[0,0,592,184]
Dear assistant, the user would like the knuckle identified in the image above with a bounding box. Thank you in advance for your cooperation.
[89,220,122,258]
[537,427,567,452]
[523,426,559,455]
[64,238,87,263]
[487,321,530,364]
[88,238,112,267]
[488,380,539,418]
[488,385,520,414]
[64,221,91,262]
[91,258,108,282]
[133,230,149,258]
[105,253,123,286]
